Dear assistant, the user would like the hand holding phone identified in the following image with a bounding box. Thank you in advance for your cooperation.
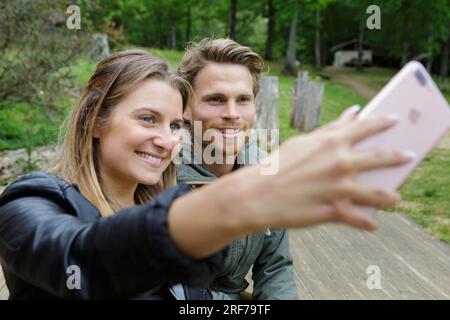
[353,61,450,214]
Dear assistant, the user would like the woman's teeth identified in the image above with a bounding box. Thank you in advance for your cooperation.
[135,151,163,165]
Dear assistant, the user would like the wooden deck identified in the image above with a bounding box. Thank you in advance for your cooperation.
[0,211,449,300]
[290,212,450,299]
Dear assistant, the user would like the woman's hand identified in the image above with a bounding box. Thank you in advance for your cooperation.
[241,106,413,232]
[168,106,415,258]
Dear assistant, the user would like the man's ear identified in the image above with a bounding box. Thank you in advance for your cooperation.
[183,107,192,122]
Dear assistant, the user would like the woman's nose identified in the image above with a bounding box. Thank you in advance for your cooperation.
[153,130,179,152]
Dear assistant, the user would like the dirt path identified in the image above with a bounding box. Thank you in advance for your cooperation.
[324,66,378,100]
[325,67,450,150]
[436,132,450,149]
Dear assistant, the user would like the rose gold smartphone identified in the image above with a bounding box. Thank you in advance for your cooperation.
[353,61,450,215]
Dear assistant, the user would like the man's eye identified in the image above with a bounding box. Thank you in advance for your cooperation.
[141,116,156,124]
[209,97,224,103]
[238,97,250,103]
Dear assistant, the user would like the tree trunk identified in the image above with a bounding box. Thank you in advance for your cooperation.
[291,71,324,132]
[314,3,321,69]
[264,0,275,61]
[229,0,237,40]
[283,12,298,76]
[356,23,364,70]
[167,15,176,49]
[400,0,411,66]
[185,5,191,43]
[426,33,433,73]
[440,34,449,77]
[170,21,176,50]
[401,38,409,66]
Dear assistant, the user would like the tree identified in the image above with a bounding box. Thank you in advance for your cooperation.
[0,0,92,110]
[229,0,237,39]
[313,0,336,69]
[264,0,276,60]
[314,3,321,69]
[283,11,298,75]
[440,30,449,77]
[282,0,300,76]
[186,4,192,43]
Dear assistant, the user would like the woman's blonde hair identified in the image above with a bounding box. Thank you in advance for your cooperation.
[52,49,192,216]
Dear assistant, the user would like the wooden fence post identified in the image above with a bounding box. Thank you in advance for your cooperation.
[291,71,324,132]
[254,76,279,151]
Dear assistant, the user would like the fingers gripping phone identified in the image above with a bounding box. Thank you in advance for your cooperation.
[353,61,450,214]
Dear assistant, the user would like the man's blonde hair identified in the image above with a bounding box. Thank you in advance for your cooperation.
[178,38,264,96]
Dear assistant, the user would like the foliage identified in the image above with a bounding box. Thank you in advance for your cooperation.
[0,0,93,111]
[78,0,450,72]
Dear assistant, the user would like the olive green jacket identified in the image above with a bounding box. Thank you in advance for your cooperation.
[176,141,299,300]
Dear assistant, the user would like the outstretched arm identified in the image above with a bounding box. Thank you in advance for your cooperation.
[168,109,413,258]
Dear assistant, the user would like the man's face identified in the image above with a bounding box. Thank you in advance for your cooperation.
[187,62,255,159]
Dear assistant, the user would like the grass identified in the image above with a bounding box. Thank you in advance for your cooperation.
[396,148,450,243]
[320,81,368,125]
[0,102,60,150]
[265,63,368,142]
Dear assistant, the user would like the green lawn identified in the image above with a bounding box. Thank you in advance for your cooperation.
[396,148,450,242]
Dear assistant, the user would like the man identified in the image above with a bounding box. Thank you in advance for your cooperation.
[177,38,298,300]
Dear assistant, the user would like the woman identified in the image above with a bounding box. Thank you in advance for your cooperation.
[0,49,216,299]
[0,50,412,300]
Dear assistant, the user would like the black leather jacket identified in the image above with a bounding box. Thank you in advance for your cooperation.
[0,172,225,299]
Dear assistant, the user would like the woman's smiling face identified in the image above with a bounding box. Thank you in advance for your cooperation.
[95,78,184,189]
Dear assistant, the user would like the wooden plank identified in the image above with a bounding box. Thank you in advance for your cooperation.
[292,268,314,300]
[254,76,279,151]
[313,224,399,299]
[290,229,346,299]
[371,213,450,299]
[0,265,8,300]
[289,210,450,299]
[313,225,393,299]
[291,71,308,130]
[334,223,435,299]
[386,213,450,272]
[291,71,324,132]
[373,213,449,298]
[0,266,4,288]
[0,283,9,300]
[346,213,448,298]
[0,266,8,300]
[294,227,369,299]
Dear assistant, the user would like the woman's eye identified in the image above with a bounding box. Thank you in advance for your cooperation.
[140,116,156,124]
[170,123,181,132]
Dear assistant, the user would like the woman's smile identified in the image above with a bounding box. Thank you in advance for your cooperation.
[135,150,166,168]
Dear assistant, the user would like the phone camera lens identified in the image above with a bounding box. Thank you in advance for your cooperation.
[415,69,427,86]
